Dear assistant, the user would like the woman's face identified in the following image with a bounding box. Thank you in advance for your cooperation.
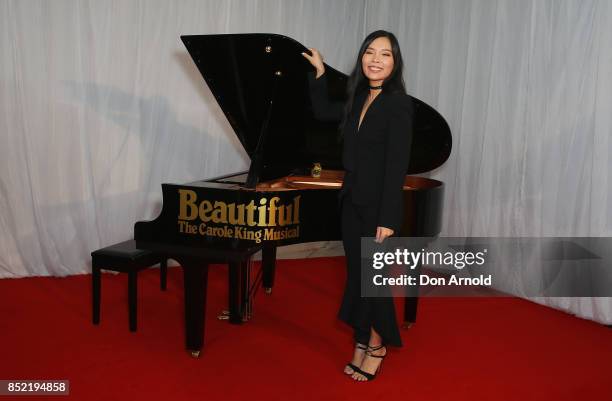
[361,36,394,85]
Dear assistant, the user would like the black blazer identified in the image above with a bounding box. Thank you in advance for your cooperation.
[308,73,414,232]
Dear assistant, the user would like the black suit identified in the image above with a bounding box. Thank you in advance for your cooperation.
[309,73,413,347]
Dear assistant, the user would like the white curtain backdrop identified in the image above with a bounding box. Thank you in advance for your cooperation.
[365,0,612,323]
[0,0,365,277]
[1,0,610,323]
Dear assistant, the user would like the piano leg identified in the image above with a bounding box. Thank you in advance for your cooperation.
[241,259,252,321]
[228,262,245,324]
[403,261,421,329]
[262,245,277,294]
[180,258,209,357]
[403,297,419,329]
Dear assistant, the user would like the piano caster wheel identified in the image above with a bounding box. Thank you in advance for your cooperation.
[264,287,272,295]
[190,350,201,358]
[402,322,414,329]
[217,310,230,320]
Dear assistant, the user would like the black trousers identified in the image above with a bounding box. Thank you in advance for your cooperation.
[338,193,402,347]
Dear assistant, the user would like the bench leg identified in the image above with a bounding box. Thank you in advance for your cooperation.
[92,266,101,325]
[160,259,168,291]
[128,271,137,332]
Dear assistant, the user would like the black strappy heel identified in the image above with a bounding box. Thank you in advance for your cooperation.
[344,343,368,375]
[352,345,387,381]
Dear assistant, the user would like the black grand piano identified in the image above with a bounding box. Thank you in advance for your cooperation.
[135,33,451,356]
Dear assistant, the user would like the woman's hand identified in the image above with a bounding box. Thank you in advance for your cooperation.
[375,226,394,243]
[301,48,325,78]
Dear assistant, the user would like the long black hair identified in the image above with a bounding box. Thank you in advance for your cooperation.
[341,30,406,130]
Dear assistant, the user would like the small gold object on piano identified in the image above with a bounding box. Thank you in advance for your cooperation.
[311,163,322,178]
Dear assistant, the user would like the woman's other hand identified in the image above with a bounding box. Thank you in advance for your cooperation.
[301,48,325,78]
[375,226,394,243]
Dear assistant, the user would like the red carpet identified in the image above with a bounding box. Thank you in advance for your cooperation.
[0,257,610,401]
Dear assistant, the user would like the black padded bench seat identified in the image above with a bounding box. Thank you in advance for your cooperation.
[91,239,167,331]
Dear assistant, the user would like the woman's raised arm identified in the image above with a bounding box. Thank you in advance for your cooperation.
[302,48,344,122]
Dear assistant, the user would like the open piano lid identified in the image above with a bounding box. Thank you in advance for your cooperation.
[181,33,452,182]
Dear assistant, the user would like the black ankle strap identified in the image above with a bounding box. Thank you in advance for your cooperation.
[366,344,386,358]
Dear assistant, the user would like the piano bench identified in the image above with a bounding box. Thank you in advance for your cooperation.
[91,240,167,332]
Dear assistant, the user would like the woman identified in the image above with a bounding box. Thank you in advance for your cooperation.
[302,30,413,382]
